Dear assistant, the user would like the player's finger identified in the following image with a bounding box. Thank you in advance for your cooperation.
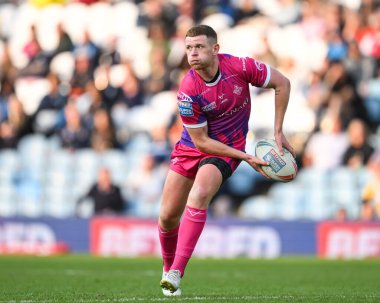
[284,143,296,158]
[278,143,284,156]
[257,166,270,179]
[255,158,269,166]
[275,139,284,156]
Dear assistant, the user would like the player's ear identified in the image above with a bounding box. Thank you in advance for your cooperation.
[213,43,220,55]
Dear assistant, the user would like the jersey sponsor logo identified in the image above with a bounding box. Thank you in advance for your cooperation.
[178,101,192,108]
[178,91,193,103]
[200,88,211,96]
[239,57,247,71]
[201,102,216,112]
[255,60,264,71]
[217,98,249,118]
[178,101,194,116]
[233,85,243,95]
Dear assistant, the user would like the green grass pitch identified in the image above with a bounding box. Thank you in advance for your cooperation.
[0,255,380,302]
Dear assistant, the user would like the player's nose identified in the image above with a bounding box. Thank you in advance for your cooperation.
[189,49,198,56]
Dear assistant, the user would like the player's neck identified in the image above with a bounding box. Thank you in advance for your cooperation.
[203,67,220,84]
[196,59,219,82]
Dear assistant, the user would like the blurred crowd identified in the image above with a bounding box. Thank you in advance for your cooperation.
[0,0,379,220]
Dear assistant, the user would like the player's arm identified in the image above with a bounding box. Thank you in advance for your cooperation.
[186,125,269,177]
[265,67,294,156]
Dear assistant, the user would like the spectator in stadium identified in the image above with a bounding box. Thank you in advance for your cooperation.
[360,65,380,127]
[51,22,74,57]
[77,166,126,216]
[158,25,293,296]
[137,0,178,38]
[57,102,90,150]
[0,94,32,149]
[90,108,120,152]
[321,60,368,129]
[231,0,260,24]
[360,200,376,221]
[18,24,51,78]
[70,50,94,97]
[361,152,380,220]
[0,40,18,85]
[98,36,122,67]
[334,207,348,222]
[113,61,145,109]
[302,112,348,171]
[342,118,374,169]
[0,78,15,121]
[143,44,172,102]
[75,80,106,128]
[73,30,100,72]
[32,72,67,136]
[21,24,41,63]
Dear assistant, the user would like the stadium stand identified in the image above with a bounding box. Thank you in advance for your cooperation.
[0,0,379,221]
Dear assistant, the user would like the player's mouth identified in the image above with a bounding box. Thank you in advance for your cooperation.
[190,60,200,65]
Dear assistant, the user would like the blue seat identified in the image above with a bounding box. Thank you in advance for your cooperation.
[238,195,275,220]
[303,189,333,221]
[0,185,18,217]
[270,183,305,220]
[43,187,76,218]
[16,178,44,218]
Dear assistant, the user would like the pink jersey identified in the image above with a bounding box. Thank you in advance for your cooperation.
[177,53,271,152]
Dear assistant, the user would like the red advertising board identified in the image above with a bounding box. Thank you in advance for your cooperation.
[318,222,380,259]
[90,217,316,258]
[90,217,160,256]
[0,221,70,255]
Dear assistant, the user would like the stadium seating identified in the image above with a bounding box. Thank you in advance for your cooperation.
[238,195,275,220]
[0,1,378,223]
[0,131,372,220]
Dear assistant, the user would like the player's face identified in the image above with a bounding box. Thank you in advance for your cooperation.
[185,35,218,70]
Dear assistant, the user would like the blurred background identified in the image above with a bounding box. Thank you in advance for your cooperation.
[0,0,379,258]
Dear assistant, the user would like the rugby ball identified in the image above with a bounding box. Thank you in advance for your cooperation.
[255,139,297,182]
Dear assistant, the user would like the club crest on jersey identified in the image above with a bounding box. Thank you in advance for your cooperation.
[201,102,216,112]
[178,101,194,116]
[233,85,243,95]
[178,91,193,103]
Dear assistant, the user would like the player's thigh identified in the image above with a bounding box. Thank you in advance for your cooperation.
[160,169,194,227]
[187,163,223,209]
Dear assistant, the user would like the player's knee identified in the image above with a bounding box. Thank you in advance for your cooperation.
[159,212,181,230]
[188,185,213,208]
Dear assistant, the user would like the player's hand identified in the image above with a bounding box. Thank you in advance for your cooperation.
[274,132,295,157]
[245,154,270,179]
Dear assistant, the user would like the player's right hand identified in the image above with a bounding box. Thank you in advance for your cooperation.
[245,154,270,179]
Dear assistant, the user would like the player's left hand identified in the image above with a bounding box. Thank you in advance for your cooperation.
[275,132,295,157]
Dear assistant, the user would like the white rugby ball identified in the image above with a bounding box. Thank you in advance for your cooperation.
[255,139,297,182]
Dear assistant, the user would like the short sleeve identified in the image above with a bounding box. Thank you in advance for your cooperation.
[177,91,207,128]
[241,57,271,88]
